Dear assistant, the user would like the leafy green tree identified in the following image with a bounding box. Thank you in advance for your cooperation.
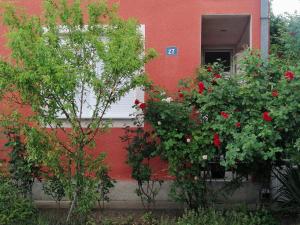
[270,11,300,64]
[0,0,155,222]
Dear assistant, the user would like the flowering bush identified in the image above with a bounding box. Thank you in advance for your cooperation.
[122,111,163,209]
[126,49,300,208]
[150,50,300,166]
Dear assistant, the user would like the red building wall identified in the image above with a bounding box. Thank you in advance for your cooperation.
[0,0,262,180]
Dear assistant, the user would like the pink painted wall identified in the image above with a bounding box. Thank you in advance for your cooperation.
[0,0,262,180]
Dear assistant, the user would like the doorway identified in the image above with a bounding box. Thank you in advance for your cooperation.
[201,15,251,73]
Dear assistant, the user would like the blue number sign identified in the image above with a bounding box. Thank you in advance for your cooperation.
[166,47,178,56]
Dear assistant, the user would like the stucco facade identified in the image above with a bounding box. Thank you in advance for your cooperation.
[0,0,268,182]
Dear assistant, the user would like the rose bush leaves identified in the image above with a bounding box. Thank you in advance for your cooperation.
[144,50,300,170]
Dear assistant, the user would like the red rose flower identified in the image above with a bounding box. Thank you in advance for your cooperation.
[285,71,295,81]
[220,111,229,119]
[134,99,140,105]
[198,82,205,94]
[139,103,146,110]
[235,122,241,128]
[262,112,272,122]
[178,90,184,98]
[272,90,279,97]
[207,67,212,72]
[214,133,221,149]
[214,74,222,79]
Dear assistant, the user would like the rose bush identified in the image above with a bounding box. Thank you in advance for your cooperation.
[126,49,300,208]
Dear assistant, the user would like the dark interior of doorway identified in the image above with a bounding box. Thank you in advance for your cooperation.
[204,51,231,72]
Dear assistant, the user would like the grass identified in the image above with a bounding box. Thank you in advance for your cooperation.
[34,207,300,225]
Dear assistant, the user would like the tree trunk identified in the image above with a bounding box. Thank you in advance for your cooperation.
[66,144,85,223]
[67,191,77,223]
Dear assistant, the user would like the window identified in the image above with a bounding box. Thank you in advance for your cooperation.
[82,25,145,119]
[56,25,145,120]
[82,86,144,119]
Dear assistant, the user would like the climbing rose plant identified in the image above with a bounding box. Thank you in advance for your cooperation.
[128,49,300,208]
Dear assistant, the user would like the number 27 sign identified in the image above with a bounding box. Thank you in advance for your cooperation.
[166,47,178,56]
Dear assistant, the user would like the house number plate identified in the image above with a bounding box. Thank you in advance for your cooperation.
[166,47,178,56]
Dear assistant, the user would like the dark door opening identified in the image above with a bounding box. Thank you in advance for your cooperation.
[204,51,231,72]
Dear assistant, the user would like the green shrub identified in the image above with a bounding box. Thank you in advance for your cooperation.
[0,113,41,197]
[122,121,163,209]
[176,209,278,225]
[42,175,66,205]
[0,177,37,225]
[226,210,278,225]
[177,209,224,225]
